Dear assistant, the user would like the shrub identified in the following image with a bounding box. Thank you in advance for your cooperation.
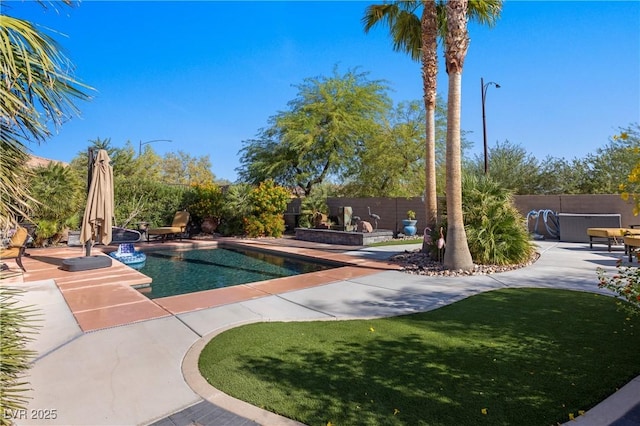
[28,163,84,246]
[245,180,290,237]
[218,184,253,236]
[182,182,224,224]
[0,288,39,425]
[462,174,533,265]
[426,174,533,265]
[597,260,640,316]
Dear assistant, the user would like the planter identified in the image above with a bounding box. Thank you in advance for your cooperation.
[402,219,418,236]
[201,217,219,234]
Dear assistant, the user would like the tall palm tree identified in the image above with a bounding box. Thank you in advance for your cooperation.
[0,11,90,227]
[443,0,473,270]
[362,0,501,233]
[363,1,438,232]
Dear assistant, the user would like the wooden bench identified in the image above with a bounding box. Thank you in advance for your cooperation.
[586,228,640,252]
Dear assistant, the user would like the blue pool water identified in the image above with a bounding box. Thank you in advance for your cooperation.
[137,247,337,299]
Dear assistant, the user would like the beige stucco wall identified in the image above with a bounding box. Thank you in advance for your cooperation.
[286,194,638,238]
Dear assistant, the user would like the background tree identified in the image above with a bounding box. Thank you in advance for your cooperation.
[443,0,474,271]
[614,124,640,213]
[341,100,424,197]
[586,123,640,194]
[237,67,391,196]
[0,9,90,227]
[162,150,215,185]
[467,140,542,194]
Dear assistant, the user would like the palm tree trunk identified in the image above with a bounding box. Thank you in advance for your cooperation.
[421,0,438,232]
[443,0,474,271]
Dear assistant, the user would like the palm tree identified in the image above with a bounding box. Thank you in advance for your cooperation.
[0,11,90,227]
[362,0,501,233]
[443,0,474,271]
[363,1,438,232]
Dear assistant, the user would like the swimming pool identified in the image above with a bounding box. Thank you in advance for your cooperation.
[137,247,338,299]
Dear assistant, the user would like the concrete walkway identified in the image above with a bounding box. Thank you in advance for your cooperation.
[5,240,640,425]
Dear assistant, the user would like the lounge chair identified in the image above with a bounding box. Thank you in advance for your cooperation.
[0,226,29,272]
[147,211,190,242]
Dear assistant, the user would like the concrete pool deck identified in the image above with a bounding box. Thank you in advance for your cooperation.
[2,238,639,425]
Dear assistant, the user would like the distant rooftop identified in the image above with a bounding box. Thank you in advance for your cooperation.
[27,155,68,168]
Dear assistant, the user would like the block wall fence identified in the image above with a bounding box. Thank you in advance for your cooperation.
[284,194,638,236]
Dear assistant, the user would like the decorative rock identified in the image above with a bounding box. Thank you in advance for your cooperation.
[389,250,540,277]
[358,221,373,233]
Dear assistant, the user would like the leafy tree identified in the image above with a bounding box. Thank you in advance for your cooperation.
[467,140,542,194]
[341,100,426,197]
[614,124,640,213]
[237,67,391,196]
[443,0,474,271]
[587,123,640,194]
[362,0,502,229]
[0,7,90,227]
[162,150,215,185]
[537,156,591,194]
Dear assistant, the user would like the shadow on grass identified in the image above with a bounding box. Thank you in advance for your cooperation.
[200,289,640,426]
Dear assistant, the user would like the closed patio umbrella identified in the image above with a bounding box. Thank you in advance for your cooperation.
[80,149,114,256]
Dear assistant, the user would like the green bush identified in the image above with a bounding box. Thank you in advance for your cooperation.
[244,180,290,238]
[597,259,640,316]
[462,174,533,265]
[182,182,224,224]
[0,288,39,426]
[426,174,533,265]
[28,163,84,246]
[218,183,253,236]
[115,179,186,228]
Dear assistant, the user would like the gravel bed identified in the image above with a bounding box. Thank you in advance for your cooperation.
[388,249,540,277]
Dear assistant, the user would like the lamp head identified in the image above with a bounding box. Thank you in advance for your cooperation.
[495,83,501,89]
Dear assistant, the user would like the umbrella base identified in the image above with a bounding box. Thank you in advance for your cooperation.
[61,255,112,272]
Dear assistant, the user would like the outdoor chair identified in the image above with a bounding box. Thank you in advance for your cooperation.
[147,211,190,242]
[0,226,29,272]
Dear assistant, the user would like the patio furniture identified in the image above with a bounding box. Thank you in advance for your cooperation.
[147,211,190,242]
[624,235,640,262]
[0,226,29,272]
[587,227,640,252]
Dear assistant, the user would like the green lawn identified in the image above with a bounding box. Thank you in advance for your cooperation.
[199,289,640,426]
[368,237,423,247]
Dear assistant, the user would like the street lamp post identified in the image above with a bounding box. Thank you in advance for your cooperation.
[138,139,172,156]
[481,77,500,175]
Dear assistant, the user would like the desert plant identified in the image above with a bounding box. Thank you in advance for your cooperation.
[182,182,224,224]
[425,174,533,265]
[244,180,290,238]
[27,163,84,246]
[597,259,640,316]
[462,174,533,265]
[0,287,40,425]
[407,210,416,220]
[217,183,253,236]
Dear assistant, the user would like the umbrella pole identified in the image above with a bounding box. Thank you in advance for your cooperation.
[85,147,95,257]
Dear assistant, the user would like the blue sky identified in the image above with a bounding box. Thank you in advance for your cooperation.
[9,0,640,182]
